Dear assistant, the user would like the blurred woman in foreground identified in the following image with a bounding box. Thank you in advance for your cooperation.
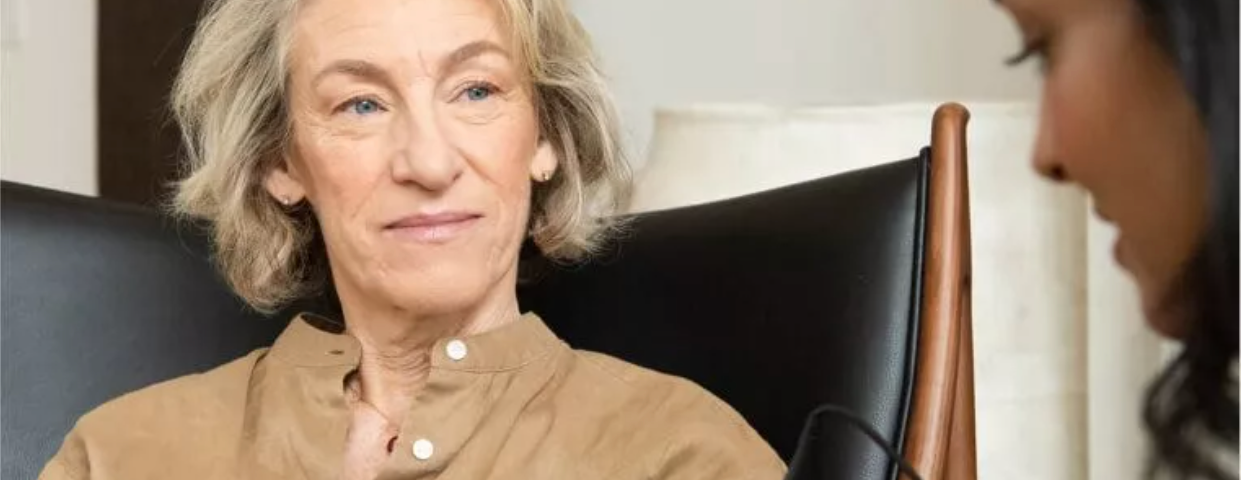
[996,0,1238,478]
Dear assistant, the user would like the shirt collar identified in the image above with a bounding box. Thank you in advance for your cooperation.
[268,311,563,372]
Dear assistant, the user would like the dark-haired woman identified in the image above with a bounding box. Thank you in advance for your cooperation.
[995,0,1238,478]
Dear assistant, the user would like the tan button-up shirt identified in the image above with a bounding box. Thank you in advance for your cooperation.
[39,313,786,479]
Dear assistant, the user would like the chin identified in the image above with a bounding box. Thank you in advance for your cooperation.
[1118,244,1191,340]
[384,274,491,315]
[353,238,517,317]
[1139,281,1193,340]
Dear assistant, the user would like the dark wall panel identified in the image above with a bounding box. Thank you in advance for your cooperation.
[98,0,205,205]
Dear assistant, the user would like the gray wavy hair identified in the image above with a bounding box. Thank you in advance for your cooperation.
[170,0,632,312]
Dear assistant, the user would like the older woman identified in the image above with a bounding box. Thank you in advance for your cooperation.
[38,0,785,478]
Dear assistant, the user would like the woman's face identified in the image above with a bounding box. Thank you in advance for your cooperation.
[999,0,1211,337]
[269,0,556,316]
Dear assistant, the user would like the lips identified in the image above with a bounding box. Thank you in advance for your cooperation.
[384,212,482,243]
[1092,205,1125,265]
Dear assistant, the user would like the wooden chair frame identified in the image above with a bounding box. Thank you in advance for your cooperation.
[901,103,977,480]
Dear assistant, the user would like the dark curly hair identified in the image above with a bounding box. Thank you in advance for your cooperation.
[1136,0,1239,478]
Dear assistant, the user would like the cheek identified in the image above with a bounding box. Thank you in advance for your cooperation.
[447,112,538,213]
[294,125,392,231]
[441,109,539,280]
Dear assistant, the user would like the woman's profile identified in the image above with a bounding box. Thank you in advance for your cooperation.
[995,0,1238,478]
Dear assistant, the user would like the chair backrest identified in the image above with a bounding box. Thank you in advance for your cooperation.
[0,184,283,480]
[519,155,929,480]
[1,103,971,479]
[524,103,976,480]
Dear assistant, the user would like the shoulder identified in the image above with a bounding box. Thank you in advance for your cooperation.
[77,348,265,433]
[570,350,751,427]
[568,350,787,479]
[84,348,264,424]
[41,349,267,479]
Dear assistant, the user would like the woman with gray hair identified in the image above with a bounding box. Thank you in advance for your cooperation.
[38,0,785,478]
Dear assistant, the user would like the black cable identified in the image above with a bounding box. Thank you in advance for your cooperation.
[797,404,925,480]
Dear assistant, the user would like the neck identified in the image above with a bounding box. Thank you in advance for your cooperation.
[336,273,522,422]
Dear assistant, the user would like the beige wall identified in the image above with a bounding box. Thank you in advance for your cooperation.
[0,0,1035,193]
[572,0,1040,165]
[1,0,97,196]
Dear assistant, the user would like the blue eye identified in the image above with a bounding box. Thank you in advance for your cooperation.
[348,98,381,115]
[463,85,493,102]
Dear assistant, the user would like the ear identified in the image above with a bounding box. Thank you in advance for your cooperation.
[530,140,559,182]
[262,157,307,206]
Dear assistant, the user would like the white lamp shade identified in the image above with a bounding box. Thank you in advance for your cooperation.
[633,103,964,213]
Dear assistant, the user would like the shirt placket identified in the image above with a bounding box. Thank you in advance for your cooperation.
[376,338,489,480]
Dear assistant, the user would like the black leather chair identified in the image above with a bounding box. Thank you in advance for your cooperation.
[1,105,975,480]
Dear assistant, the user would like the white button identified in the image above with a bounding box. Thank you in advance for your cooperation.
[412,438,435,460]
[445,339,468,361]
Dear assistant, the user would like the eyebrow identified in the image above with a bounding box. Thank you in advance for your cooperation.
[311,59,398,91]
[310,40,512,90]
[439,40,512,75]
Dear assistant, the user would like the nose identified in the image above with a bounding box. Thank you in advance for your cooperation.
[1032,105,1068,183]
[389,110,463,191]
